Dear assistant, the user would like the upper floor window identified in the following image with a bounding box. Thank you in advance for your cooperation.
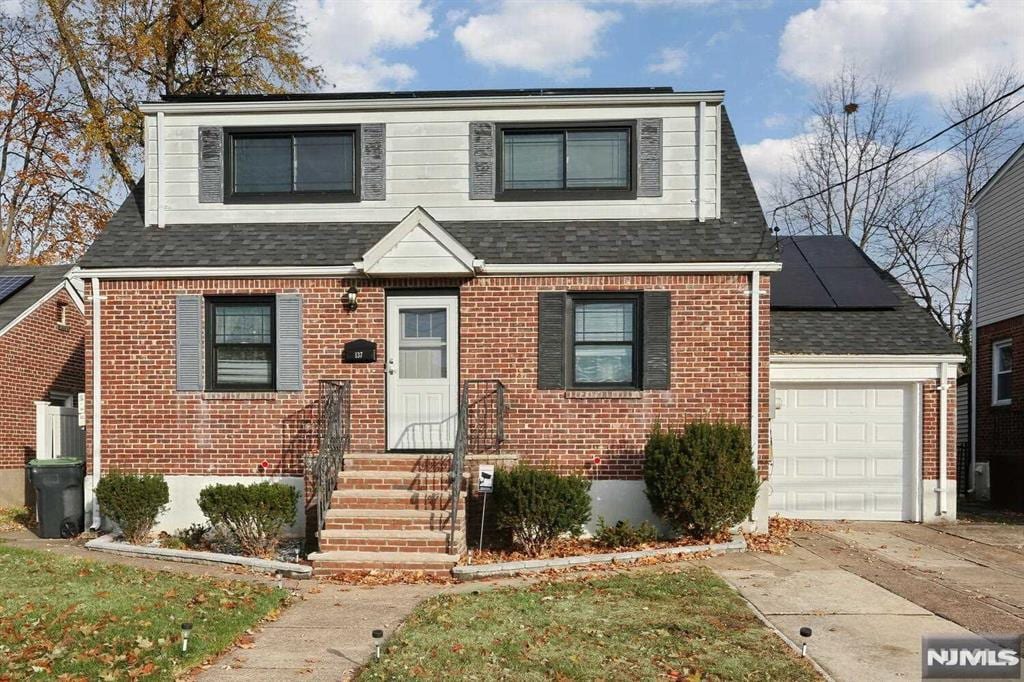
[993,339,1012,406]
[496,122,635,201]
[225,128,358,203]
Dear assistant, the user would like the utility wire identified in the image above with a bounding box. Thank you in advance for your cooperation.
[769,81,1024,221]
[773,94,1024,237]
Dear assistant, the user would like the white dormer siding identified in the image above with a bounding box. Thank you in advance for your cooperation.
[141,92,722,226]
[975,146,1024,327]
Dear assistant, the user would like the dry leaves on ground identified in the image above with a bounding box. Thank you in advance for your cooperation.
[321,569,456,587]
[464,533,731,566]
[744,516,823,554]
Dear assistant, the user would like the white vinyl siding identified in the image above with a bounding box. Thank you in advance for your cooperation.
[976,154,1024,326]
[143,103,720,226]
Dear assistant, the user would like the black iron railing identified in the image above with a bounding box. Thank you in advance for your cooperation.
[448,380,506,553]
[956,442,970,494]
[309,380,352,532]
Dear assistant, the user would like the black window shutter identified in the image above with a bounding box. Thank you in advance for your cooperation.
[643,291,671,389]
[198,127,224,203]
[360,123,386,200]
[537,292,566,389]
[176,295,203,391]
[276,293,303,391]
[469,122,496,199]
[636,118,663,198]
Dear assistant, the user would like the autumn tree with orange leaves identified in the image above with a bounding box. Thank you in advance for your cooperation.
[0,16,109,266]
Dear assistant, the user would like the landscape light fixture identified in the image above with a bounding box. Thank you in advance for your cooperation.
[372,629,384,660]
[344,285,359,311]
[799,626,812,657]
[181,622,193,653]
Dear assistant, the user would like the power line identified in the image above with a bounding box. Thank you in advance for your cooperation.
[769,81,1024,221]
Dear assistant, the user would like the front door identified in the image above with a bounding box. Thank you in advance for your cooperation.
[386,293,459,450]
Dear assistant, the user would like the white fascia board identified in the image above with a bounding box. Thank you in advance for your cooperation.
[480,261,782,275]
[360,206,476,275]
[0,279,76,339]
[770,353,965,383]
[78,265,363,279]
[63,280,86,314]
[139,91,725,116]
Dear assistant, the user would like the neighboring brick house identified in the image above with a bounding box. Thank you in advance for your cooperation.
[971,143,1024,511]
[75,88,960,575]
[0,265,86,506]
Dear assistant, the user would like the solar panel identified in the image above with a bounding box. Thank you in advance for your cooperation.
[772,236,899,310]
[0,275,33,305]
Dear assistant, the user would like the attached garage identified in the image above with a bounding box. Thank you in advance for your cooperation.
[770,383,917,521]
[769,236,964,523]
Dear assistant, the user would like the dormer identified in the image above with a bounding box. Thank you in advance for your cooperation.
[139,88,724,227]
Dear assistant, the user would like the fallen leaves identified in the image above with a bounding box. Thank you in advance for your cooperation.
[744,516,824,554]
[322,569,456,587]
[465,533,732,566]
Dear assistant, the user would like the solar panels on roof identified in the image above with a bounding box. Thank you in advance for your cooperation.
[0,275,34,305]
[772,236,899,310]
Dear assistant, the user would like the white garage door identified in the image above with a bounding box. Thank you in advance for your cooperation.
[770,384,916,521]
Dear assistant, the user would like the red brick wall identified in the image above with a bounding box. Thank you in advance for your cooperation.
[921,378,957,481]
[976,316,1024,510]
[85,274,770,480]
[0,289,86,470]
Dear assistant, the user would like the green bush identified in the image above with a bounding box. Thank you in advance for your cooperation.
[644,421,759,537]
[94,471,169,544]
[198,482,298,558]
[492,465,591,555]
[592,517,658,549]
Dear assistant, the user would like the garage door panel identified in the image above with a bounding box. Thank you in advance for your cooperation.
[770,384,913,521]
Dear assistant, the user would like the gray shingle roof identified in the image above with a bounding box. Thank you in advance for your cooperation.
[79,108,777,268]
[770,237,962,356]
[0,265,74,331]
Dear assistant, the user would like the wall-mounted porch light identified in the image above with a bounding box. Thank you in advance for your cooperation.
[344,285,359,311]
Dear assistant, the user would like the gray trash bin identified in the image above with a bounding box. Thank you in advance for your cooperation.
[28,458,85,539]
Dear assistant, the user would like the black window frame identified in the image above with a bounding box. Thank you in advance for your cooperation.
[567,292,642,390]
[495,121,637,201]
[224,126,360,204]
[205,296,276,392]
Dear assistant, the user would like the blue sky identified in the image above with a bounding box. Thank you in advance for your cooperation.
[295,0,1023,196]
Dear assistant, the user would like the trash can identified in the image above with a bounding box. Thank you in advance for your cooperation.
[28,458,85,539]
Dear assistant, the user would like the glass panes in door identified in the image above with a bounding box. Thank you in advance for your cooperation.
[399,308,447,379]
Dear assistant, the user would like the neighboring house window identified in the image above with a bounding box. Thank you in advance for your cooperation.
[570,294,641,388]
[206,297,275,391]
[496,122,635,200]
[225,128,358,203]
[993,339,1012,406]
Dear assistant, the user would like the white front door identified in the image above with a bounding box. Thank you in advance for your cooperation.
[769,383,917,521]
[386,294,459,450]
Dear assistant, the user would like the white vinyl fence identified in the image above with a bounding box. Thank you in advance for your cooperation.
[35,402,85,459]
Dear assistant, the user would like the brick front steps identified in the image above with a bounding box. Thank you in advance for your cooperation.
[310,453,468,577]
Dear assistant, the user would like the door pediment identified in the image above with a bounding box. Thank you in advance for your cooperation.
[356,207,478,277]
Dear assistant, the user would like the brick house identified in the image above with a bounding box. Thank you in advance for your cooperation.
[75,88,960,575]
[971,143,1024,511]
[0,265,86,507]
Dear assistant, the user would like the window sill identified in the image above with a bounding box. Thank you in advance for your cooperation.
[201,392,278,401]
[992,400,1012,408]
[563,390,643,400]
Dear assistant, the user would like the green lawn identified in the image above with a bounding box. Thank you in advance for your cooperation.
[0,545,287,680]
[359,567,819,681]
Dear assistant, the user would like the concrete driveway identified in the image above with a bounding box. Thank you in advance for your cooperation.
[708,521,1024,682]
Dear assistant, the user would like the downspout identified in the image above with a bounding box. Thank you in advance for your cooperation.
[696,100,706,222]
[90,277,102,528]
[750,270,760,472]
[156,111,166,228]
[937,362,949,515]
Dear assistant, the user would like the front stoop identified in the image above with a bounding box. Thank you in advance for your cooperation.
[309,453,468,577]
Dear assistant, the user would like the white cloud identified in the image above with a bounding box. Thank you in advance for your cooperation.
[778,0,1024,100]
[761,113,789,129]
[740,135,808,203]
[647,47,687,75]
[454,1,620,78]
[295,0,435,91]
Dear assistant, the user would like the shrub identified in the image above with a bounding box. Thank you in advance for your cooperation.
[198,482,298,558]
[592,517,658,549]
[492,465,591,555]
[94,471,169,544]
[643,421,759,537]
